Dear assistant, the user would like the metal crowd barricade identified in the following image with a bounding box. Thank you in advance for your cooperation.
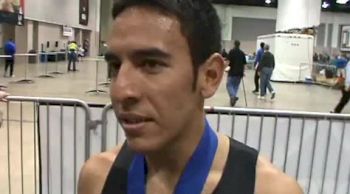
[1,96,95,194]
[99,105,350,194]
[49,52,67,75]
[14,53,38,84]
[2,97,350,194]
[38,53,55,79]
[99,60,111,87]
[84,57,107,95]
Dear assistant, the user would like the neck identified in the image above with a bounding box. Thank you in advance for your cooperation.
[145,110,206,183]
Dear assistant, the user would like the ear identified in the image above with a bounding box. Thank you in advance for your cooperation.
[197,53,225,98]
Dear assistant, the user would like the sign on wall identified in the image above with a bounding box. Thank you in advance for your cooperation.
[79,0,89,26]
[0,0,24,25]
[63,26,73,37]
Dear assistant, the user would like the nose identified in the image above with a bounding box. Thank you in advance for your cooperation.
[110,62,141,108]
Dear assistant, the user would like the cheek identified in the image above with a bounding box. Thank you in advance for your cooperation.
[109,81,120,103]
[149,68,196,116]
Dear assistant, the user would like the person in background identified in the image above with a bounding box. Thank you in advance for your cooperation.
[313,52,319,62]
[252,42,265,94]
[257,44,276,100]
[77,44,85,61]
[221,49,228,59]
[221,49,230,67]
[83,39,89,57]
[67,41,78,71]
[335,52,348,78]
[226,40,247,106]
[4,38,16,77]
[333,60,350,113]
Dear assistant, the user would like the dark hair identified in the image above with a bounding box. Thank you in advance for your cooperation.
[260,42,265,49]
[234,40,240,48]
[112,0,222,89]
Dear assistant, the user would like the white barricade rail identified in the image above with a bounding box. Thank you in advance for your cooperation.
[14,53,39,84]
[2,97,350,194]
[83,57,107,95]
[98,105,350,194]
[0,55,11,88]
[1,96,95,194]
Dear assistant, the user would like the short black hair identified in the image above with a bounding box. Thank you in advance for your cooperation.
[234,40,240,48]
[260,42,265,49]
[112,0,222,89]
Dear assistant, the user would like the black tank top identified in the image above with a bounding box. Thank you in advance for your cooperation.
[102,138,258,194]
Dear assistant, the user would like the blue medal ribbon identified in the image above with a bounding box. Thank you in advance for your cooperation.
[127,119,218,194]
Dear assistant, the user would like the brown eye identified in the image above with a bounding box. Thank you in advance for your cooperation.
[141,59,167,74]
[109,61,121,77]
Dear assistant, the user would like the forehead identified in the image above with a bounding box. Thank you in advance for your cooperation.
[108,6,189,56]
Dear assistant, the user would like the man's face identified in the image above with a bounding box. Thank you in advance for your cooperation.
[107,6,204,152]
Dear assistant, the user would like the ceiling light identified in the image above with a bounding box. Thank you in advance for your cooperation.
[322,2,330,8]
[265,0,272,4]
[336,0,348,4]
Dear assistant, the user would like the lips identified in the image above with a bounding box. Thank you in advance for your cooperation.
[118,113,153,135]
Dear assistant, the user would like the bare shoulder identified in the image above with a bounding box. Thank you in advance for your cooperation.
[255,156,304,194]
[78,145,122,194]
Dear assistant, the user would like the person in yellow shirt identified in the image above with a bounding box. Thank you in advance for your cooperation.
[67,41,78,71]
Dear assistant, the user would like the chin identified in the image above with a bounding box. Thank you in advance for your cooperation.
[126,136,162,154]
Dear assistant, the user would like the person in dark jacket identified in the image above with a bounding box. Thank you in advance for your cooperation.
[221,49,228,59]
[4,38,16,77]
[226,40,247,106]
[252,42,265,94]
[257,44,276,100]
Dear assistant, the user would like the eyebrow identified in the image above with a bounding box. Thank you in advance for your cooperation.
[104,48,171,62]
[104,52,120,62]
[131,48,171,59]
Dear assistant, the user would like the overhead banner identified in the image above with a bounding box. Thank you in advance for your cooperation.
[79,0,89,25]
[0,0,24,25]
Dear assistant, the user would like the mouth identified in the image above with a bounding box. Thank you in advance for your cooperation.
[118,113,153,134]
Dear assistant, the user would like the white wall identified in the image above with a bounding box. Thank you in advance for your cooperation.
[27,21,34,50]
[37,23,70,52]
[100,0,114,43]
[215,4,350,50]
[0,24,15,49]
[25,0,98,31]
[276,0,321,31]
[214,5,276,40]
[23,0,100,55]
[230,17,276,54]
[321,12,350,48]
